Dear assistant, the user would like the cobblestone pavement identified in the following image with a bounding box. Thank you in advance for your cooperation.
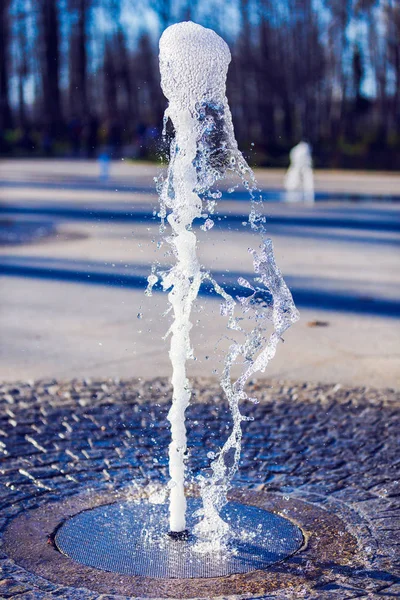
[0,378,399,599]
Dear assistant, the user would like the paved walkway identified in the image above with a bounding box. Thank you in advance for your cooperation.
[0,160,399,388]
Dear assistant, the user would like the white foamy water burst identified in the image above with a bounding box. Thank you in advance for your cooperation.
[151,21,299,549]
[285,141,315,203]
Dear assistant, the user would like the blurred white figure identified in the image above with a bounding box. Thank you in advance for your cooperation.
[98,150,110,181]
[284,141,314,203]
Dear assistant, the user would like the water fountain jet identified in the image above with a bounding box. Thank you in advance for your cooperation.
[155,21,236,538]
[149,21,300,547]
[284,141,315,203]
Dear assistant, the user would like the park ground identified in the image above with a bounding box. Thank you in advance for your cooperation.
[0,159,399,389]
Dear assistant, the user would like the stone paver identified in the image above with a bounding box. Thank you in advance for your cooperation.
[0,378,399,598]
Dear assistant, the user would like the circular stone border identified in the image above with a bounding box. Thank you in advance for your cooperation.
[3,488,359,599]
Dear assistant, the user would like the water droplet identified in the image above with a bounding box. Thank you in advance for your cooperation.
[200,218,214,231]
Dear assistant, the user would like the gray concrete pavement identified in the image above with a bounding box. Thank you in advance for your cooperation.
[0,160,399,388]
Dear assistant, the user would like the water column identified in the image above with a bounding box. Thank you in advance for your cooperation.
[163,128,202,537]
[284,141,315,203]
[158,22,232,535]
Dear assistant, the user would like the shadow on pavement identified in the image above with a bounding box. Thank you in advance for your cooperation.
[1,203,399,233]
[1,255,399,318]
[1,179,400,203]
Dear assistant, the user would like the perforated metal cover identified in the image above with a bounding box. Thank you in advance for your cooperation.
[55,498,303,579]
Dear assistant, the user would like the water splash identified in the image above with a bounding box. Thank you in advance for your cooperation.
[155,21,299,546]
[284,141,315,203]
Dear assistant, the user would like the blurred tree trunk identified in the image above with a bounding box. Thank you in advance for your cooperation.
[135,33,164,124]
[77,0,89,116]
[392,3,400,131]
[257,3,276,144]
[325,0,353,139]
[38,0,63,130]
[15,0,30,127]
[114,29,135,125]
[103,41,118,119]
[182,0,198,21]
[236,0,253,142]
[385,0,400,137]
[68,0,89,119]
[0,0,12,130]
[355,0,387,140]
[157,0,173,29]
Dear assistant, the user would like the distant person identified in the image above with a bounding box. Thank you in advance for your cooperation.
[98,149,111,181]
[284,141,314,203]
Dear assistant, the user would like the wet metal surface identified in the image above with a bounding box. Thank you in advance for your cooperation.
[55,499,304,578]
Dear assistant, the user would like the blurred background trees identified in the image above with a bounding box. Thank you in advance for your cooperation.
[0,0,399,168]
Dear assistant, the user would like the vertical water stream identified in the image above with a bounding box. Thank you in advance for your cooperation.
[147,21,299,544]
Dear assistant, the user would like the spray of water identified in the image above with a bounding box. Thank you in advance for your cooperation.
[149,21,299,546]
[285,141,315,203]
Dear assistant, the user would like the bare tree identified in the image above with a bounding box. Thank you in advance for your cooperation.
[13,0,31,127]
[68,0,91,118]
[38,0,62,130]
[384,0,400,136]
[0,0,12,131]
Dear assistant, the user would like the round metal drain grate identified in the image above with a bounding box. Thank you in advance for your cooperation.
[55,498,303,578]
